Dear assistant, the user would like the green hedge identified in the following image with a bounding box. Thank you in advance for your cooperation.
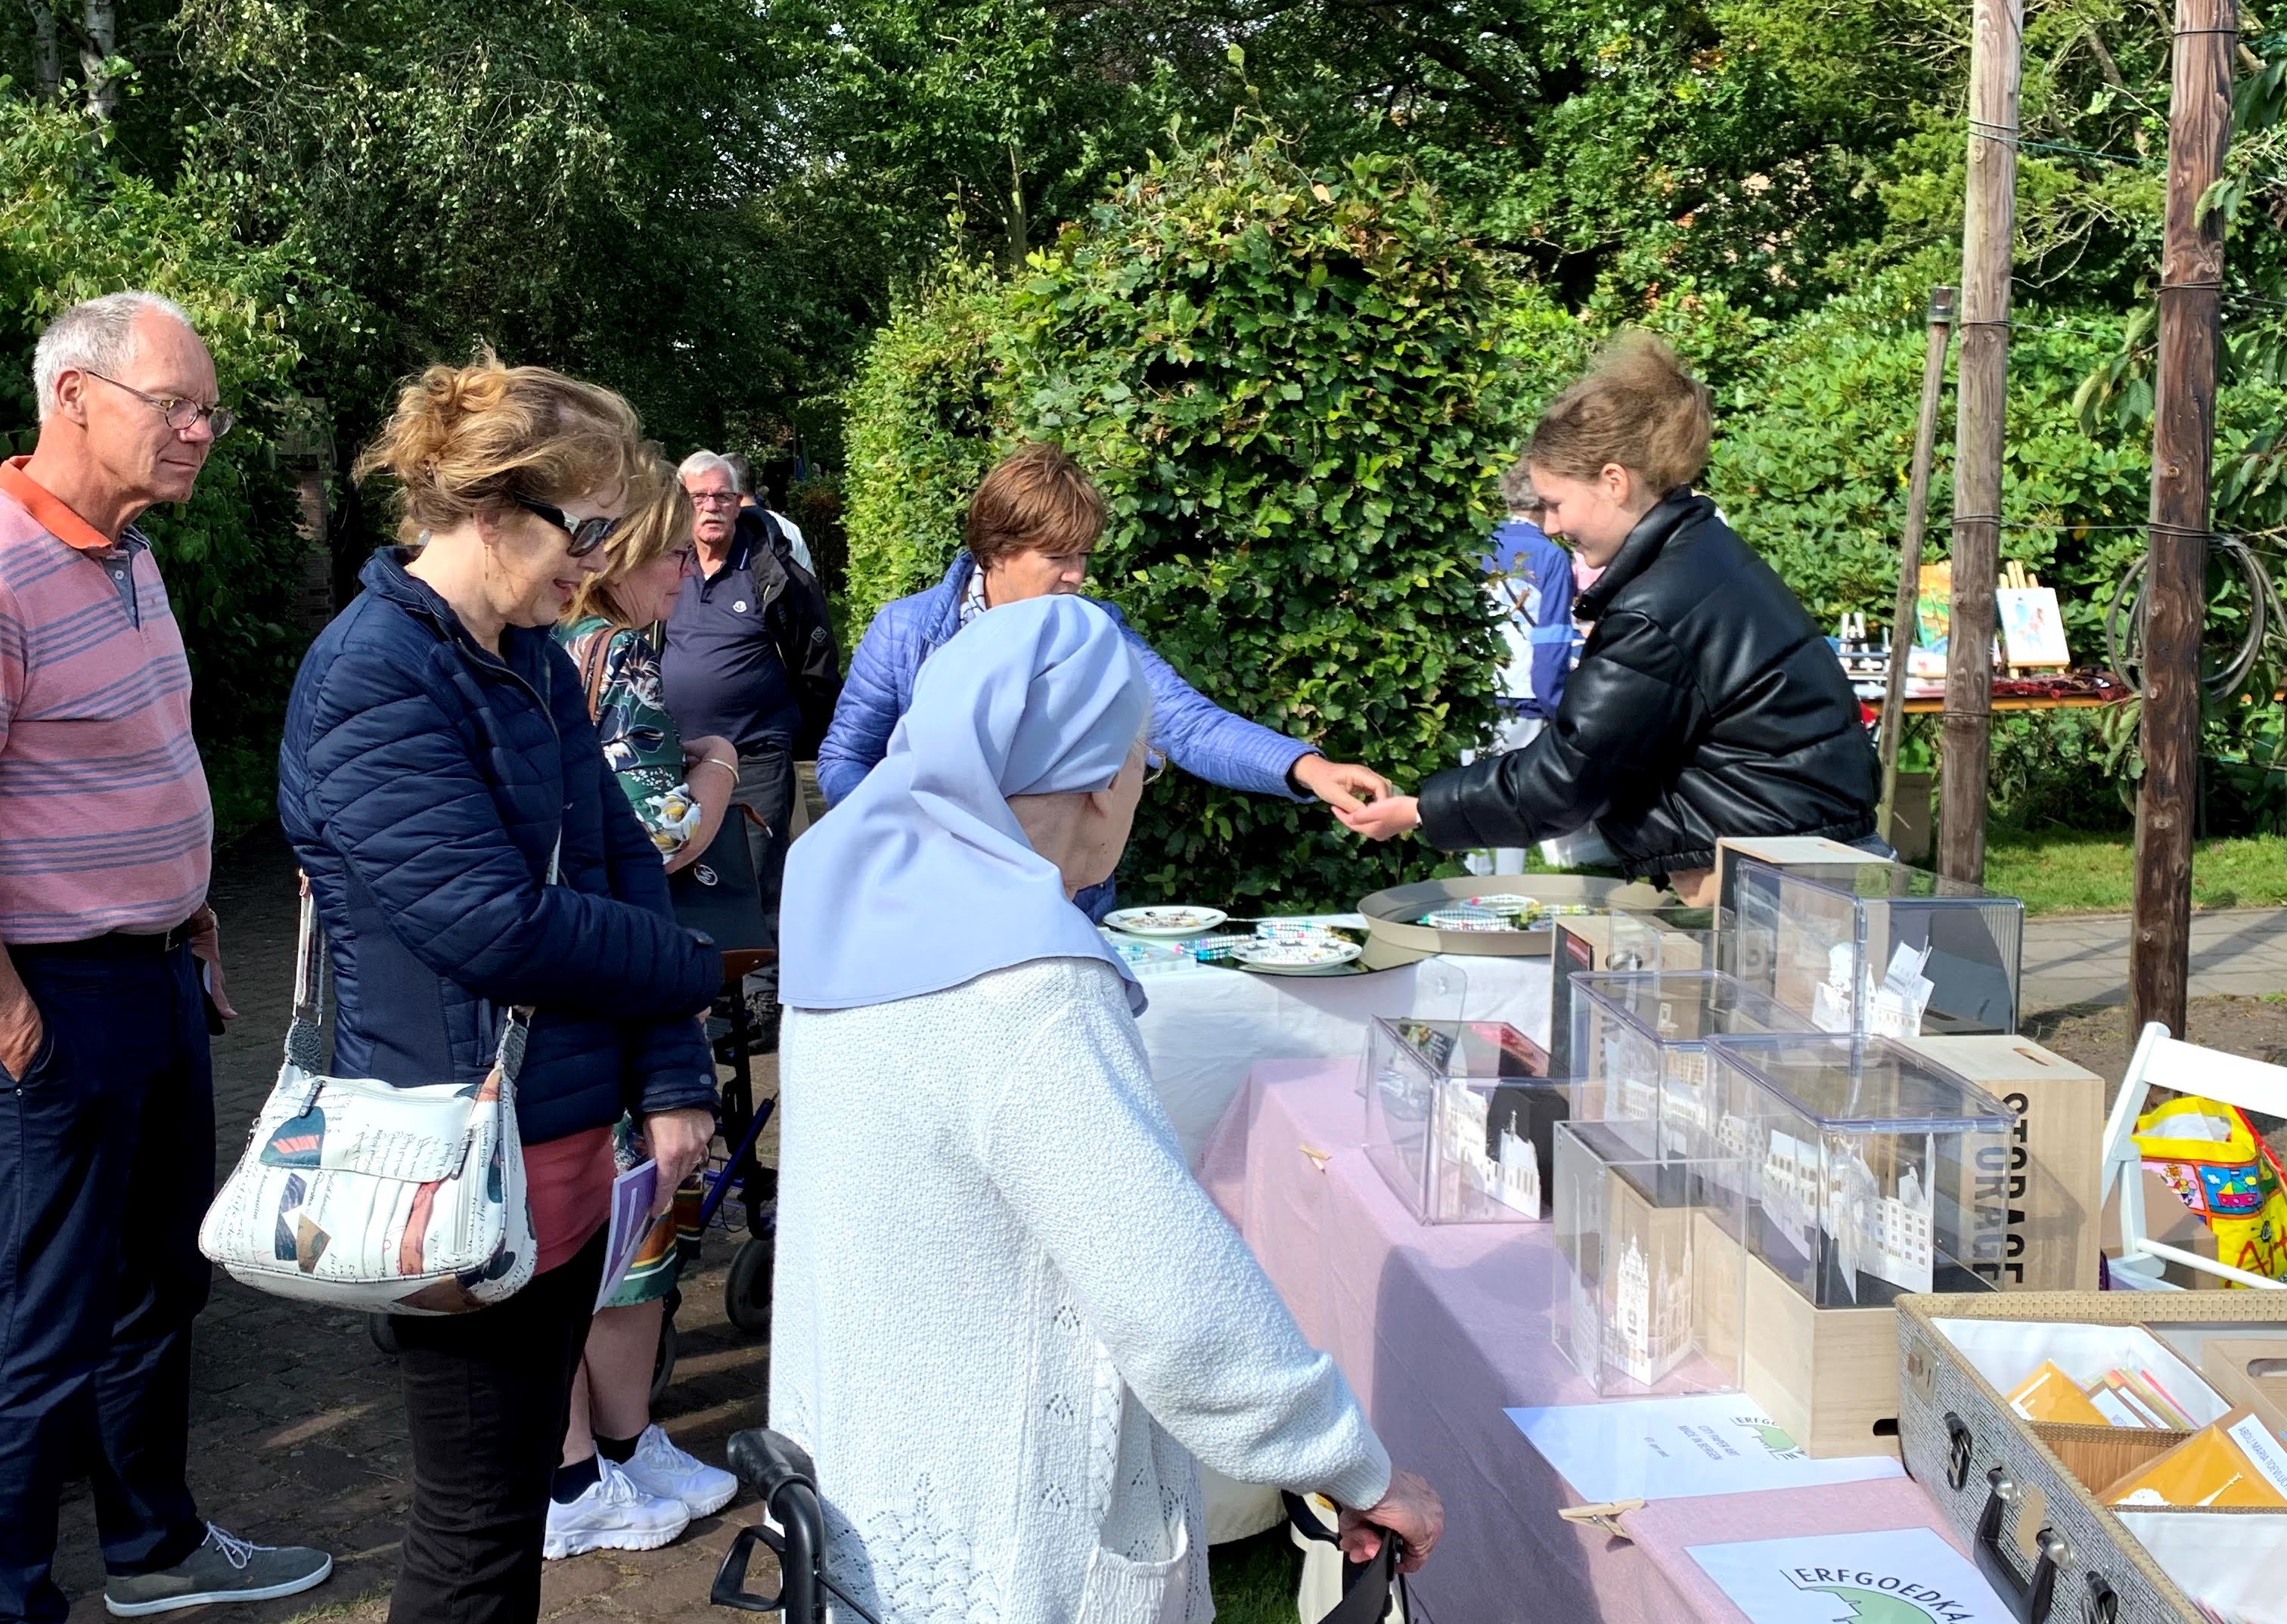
[842,137,1507,910]
[0,97,321,837]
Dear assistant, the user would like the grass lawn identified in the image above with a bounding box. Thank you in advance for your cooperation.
[1210,1528,1302,1622]
[1983,829,2287,914]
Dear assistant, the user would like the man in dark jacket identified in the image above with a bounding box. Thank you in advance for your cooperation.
[1347,490,1879,894]
[665,451,840,1030]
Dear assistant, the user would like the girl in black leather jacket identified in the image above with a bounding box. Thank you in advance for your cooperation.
[1342,335,1879,900]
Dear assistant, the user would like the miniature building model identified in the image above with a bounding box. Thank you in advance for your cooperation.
[1605,1235,1693,1385]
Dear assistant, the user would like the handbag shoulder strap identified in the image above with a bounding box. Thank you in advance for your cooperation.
[576,627,613,724]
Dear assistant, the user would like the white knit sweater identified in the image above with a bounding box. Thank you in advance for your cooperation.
[771,956,1391,1624]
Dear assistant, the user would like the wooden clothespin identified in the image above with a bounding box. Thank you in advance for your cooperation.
[1558,1498,1646,1540]
[1299,1143,1333,1171]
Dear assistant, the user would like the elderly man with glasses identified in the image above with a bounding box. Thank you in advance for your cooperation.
[0,293,333,1622]
[662,451,839,1054]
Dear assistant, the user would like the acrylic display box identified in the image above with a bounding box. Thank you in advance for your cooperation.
[1551,1119,1751,1397]
[1567,970,1814,1154]
[1361,1018,1567,1223]
[1548,908,1717,1077]
[1721,857,2025,1037]
[1706,1033,2012,1308]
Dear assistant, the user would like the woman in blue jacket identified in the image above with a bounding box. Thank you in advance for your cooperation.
[817,442,1391,917]
[277,358,718,1624]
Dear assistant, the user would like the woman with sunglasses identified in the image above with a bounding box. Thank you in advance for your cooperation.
[276,356,721,1624]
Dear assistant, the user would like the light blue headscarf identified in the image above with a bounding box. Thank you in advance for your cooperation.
[780,594,1152,1014]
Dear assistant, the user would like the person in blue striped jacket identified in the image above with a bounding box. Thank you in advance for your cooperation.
[818,442,1391,919]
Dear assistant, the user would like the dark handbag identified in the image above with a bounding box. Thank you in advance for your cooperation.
[669,806,771,952]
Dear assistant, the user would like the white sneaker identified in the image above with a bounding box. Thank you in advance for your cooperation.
[543,1457,692,1559]
[621,1424,740,1517]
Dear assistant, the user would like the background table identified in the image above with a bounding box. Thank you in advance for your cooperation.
[1200,1058,1966,1624]
[1136,949,1550,1162]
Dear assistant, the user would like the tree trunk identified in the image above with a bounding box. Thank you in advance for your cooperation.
[80,0,116,122]
[28,2,59,99]
[1006,144,1029,265]
[2130,0,2236,1040]
[1936,0,2024,885]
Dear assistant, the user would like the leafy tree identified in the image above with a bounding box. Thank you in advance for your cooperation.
[845,135,1507,910]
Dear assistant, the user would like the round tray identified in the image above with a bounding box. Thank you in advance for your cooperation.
[1356,874,1669,966]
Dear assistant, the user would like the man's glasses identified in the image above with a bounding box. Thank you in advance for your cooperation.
[1143,751,1168,786]
[84,371,234,439]
[514,497,621,556]
[688,490,743,509]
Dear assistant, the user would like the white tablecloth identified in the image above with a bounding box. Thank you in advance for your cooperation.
[1135,950,1553,1163]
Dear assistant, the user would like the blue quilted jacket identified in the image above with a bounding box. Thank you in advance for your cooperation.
[818,556,1314,915]
[278,550,719,1146]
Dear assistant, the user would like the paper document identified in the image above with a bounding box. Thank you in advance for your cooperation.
[1686,1527,2013,1624]
[596,1158,659,1311]
[1506,1393,1904,1503]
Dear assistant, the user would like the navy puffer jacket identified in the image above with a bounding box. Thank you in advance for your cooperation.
[278,550,719,1145]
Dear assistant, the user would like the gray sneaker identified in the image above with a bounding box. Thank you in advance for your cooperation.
[104,1524,333,1616]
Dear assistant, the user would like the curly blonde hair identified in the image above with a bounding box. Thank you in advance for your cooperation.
[1526,332,1711,499]
[354,351,646,544]
[565,449,691,628]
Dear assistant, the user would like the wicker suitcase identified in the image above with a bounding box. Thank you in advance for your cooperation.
[1896,1291,2287,1624]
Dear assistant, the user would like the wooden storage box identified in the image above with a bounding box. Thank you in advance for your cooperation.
[1739,1248,1904,1458]
[1896,1291,2287,1624]
[1904,1035,2105,1292]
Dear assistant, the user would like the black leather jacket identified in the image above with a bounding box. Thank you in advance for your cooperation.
[1418,490,1877,879]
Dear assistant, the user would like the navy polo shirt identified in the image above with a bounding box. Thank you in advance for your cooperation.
[661,528,802,757]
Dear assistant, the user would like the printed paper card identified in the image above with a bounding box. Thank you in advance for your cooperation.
[1506,1393,1904,1503]
[1686,1528,2013,1624]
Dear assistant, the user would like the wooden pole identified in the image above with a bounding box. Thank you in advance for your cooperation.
[1877,286,1958,841]
[2130,0,2236,1038]
[1937,0,2024,886]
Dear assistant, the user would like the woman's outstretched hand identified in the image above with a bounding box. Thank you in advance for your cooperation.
[1336,793,1422,842]
[1337,1467,1444,1573]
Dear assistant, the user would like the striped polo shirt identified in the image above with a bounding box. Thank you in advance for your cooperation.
[0,458,210,942]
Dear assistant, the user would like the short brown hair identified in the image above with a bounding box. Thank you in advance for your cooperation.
[355,351,645,545]
[1526,332,1711,499]
[564,448,687,628]
[965,442,1105,565]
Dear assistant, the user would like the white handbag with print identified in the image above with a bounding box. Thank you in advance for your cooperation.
[198,862,547,1316]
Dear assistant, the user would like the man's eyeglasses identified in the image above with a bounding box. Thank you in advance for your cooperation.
[514,497,621,556]
[688,489,743,509]
[1143,751,1168,786]
[84,371,234,439]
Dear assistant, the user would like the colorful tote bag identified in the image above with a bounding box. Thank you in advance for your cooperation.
[198,856,551,1316]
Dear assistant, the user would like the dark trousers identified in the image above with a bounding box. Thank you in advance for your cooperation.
[387,1229,605,1624]
[732,747,795,996]
[0,944,213,1624]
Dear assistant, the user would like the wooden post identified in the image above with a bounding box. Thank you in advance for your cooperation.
[1938,0,2024,886]
[1877,286,1958,841]
[2130,0,2236,1038]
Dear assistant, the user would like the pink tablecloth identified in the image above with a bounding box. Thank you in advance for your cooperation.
[1199,1059,1966,1624]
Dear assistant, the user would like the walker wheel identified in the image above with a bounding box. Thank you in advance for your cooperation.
[367,1313,400,1357]
[725,1235,774,1336]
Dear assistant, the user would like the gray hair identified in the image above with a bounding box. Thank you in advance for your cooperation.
[678,449,739,488]
[1497,451,1543,516]
[33,292,197,422]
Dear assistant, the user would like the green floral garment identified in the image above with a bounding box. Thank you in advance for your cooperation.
[556,615,703,860]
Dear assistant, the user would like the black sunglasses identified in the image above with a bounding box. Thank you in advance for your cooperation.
[514,496,621,557]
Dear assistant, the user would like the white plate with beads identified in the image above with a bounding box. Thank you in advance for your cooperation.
[1232,938,1363,972]
[1103,905,1229,939]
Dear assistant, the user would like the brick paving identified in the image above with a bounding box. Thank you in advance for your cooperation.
[52,829,777,1623]
[2020,907,2287,1012]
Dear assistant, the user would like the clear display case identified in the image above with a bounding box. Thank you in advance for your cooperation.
[1548,907,1715,1077]
[1705,1033,2013,1307]
[1721,858,2025,1037]
[1361,1018,1569,1223]
[1552,1118,1750,1396]
[1569,971,1814,1153]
